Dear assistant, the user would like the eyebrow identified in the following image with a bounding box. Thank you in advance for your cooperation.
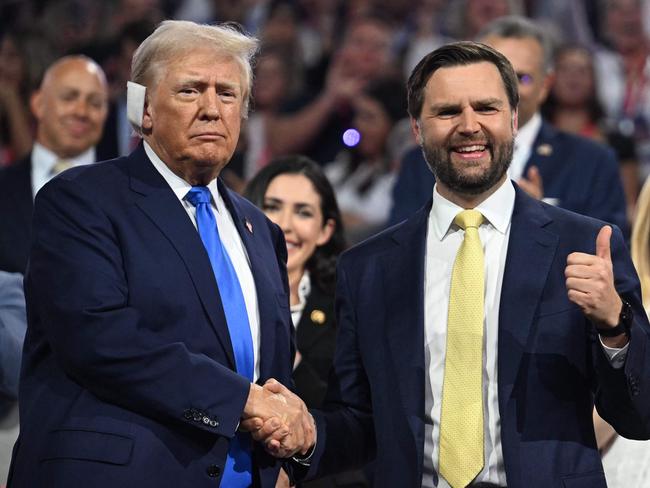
[264,196,317,209]
[176,77,241,90]
[429,97,505,112]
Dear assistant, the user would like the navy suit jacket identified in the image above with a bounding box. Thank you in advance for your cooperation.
[387,120,629,237]
[306,185,650,488]
[0,143,115,274]
[0,155,32,273]
[8,145,294,487]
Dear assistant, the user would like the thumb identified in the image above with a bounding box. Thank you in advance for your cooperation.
[596,225,612,261]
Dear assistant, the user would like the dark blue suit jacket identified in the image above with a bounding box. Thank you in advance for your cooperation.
[8,145,294,487]
[307,186,650,488]
[0,155,33,273]
[387,121,629,237]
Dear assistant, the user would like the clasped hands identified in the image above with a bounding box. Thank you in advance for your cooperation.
[241,378,316,458]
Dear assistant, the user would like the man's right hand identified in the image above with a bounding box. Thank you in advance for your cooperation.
[241,379,316,458]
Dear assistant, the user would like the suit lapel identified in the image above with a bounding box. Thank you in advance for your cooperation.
[296,287,331,351]
[218,179,281,382]
[128,146,236,369]
[382,203,429,475]
[523,121,562,178]
[497,187,558,414]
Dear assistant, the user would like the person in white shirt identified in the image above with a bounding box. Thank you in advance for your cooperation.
[0,55,109,273]
[250,40,650,488]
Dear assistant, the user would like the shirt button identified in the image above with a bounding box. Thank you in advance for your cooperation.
[206,464,222,477]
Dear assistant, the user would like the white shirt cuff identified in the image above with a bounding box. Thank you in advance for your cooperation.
[599,336,629,369]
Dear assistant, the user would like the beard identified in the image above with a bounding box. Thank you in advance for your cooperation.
[422,134,514,196]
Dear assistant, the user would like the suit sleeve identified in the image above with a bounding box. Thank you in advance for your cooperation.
[593,225,650,439]
[0,272,26,401]
[301,258,376,480]
[27,176,251,438]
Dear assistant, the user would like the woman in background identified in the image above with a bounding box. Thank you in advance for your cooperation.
[246,155,344,408]
[246,155,367,487]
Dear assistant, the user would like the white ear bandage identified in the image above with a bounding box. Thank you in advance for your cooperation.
[126,81,147,130]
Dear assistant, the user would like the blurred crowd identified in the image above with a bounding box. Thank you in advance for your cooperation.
[3,0,650,240]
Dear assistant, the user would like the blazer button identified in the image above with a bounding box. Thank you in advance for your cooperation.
[202,416,211,425]
[183,409,193,420]
[209,419,219,427]
[206,464,222,478]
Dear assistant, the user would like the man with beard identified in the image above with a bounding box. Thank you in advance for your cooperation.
[249,41,650,488]
[387,16,628,240]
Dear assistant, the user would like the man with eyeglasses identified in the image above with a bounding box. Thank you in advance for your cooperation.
[388,16,628,238]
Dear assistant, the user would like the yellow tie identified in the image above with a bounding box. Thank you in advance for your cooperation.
[51,159,73,176]
[439,209,485,488]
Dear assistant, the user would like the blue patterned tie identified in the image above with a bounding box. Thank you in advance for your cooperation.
[185,186,254,487]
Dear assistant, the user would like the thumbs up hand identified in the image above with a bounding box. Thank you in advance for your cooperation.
[565,226,623,329]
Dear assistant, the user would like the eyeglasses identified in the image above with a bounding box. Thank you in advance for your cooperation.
[516,73,534,85]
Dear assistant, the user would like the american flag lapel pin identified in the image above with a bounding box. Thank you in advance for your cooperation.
[245,219,253,234]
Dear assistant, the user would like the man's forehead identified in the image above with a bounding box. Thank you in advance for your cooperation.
[426,62,504,90]
[46,61,106,90]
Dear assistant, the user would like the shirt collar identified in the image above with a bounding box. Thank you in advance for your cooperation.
[32,142,96,174]
[430,177,515,240]
[143,141,223,213]
[514,112,542,153]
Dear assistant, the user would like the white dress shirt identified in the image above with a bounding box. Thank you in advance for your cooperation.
[31,142,96,197]
[422,178,514,488]
[508,112,541,182]
[421,178,628,487]
[144,142,262,382]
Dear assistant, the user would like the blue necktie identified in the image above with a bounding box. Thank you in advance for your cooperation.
[185,186,254,487]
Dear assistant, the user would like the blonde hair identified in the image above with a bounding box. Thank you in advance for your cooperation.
[631,178,650,311]
[131,20,258,118]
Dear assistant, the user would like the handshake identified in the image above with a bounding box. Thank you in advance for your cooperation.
[241,378,316,458]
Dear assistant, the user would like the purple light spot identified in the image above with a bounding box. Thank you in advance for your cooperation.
[342,128,361,147]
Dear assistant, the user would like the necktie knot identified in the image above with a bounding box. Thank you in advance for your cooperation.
[454,209,484,230]
[52,159,73,176]
[185,186,211,207]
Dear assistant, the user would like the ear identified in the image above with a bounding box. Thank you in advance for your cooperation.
[316,218,336,247]
[30,90,43,121]
[141,98,153,132]
[410,117,423,146]
[538,70,554,105]
[512,108,519,137]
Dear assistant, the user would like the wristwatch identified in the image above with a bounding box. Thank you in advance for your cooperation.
[595,298,633,338]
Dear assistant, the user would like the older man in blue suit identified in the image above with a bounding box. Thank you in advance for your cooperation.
[8,21,313,488]
[253,41,650,488]
[388,17,628,238]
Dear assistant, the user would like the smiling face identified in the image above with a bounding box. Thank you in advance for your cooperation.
[142,48,243,184]
[412,61,516,205]
[262,173,334,277]
[31,57,108,159]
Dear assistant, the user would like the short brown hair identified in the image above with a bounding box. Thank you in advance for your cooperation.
[407,41,519,119]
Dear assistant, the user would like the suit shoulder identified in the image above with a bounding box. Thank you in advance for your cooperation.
[540,199,623,240]
[339,218,412,266]
[555,129,617,162]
